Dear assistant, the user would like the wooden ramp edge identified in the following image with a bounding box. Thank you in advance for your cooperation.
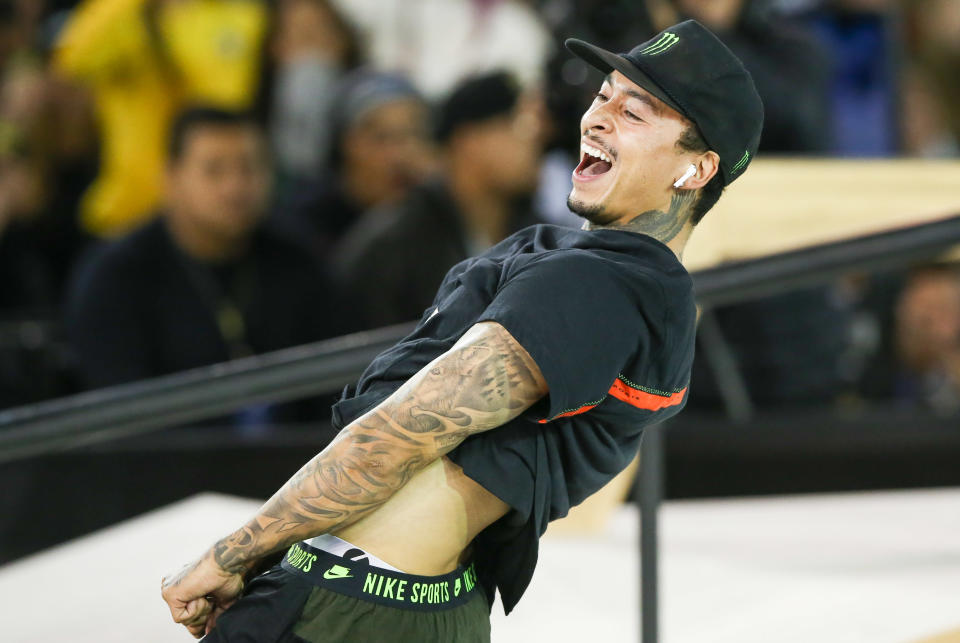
[683,158,960,271]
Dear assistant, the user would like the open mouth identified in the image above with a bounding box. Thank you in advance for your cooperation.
[574,142,614,178]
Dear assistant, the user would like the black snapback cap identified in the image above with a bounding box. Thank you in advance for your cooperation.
[566,20,764,186]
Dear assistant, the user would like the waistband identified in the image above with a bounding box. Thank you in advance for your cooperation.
[281,542,480,612]
[304,533,402,572]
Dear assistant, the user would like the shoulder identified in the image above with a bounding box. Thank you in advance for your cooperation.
[80,219,168,279]
[335,184,454,270]
[507,245,669,303]
[67,220,169,314]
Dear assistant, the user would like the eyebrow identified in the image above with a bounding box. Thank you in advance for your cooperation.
[603,73,663,116]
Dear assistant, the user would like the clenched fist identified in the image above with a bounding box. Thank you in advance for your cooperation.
[161,550,245,639]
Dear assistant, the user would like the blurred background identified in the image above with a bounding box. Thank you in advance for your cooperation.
[0,0,959,640]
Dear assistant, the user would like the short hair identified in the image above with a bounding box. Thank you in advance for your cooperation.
[168,106,260,161]
[675,123,724,225]
[435,71,520,143]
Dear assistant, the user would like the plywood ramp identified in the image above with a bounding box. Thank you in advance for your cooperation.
[684,159,960,271]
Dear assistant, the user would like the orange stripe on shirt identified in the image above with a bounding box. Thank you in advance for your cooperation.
[537,403,601,423]
[608,379,686,411]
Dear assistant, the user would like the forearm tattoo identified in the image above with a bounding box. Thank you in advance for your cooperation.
[211,322,547,573]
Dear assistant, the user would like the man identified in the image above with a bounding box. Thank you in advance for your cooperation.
[272,70,434,258]
[335,71,545,329]
[67,107,343,424]
[859,264,960,416]
[162,20,763,640]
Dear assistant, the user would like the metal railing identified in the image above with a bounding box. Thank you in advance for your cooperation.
[0,322,413,463]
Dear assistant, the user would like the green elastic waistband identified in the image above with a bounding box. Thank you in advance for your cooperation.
[281,542,480,612]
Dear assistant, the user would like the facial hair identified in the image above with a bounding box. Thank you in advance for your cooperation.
[566,193,619,226]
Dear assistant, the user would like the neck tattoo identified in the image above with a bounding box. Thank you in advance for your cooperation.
[591,190,696,244]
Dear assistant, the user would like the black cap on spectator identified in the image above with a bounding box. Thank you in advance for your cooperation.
[566,20,764,186]
[436,71,520,143]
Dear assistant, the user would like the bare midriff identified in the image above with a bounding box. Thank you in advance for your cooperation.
[332,457,509,576]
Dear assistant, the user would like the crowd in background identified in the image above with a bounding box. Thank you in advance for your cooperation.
[1,0,959,424]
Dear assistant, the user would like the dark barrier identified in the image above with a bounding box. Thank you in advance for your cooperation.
[0,323,414,463]
[2,214,960,464]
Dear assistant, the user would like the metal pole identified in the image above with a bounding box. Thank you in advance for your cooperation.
[697,309,754,424]
[639,422,664,643]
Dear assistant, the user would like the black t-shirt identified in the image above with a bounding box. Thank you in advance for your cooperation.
[330,223,697,613]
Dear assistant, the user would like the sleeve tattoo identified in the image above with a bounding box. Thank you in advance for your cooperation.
[211,321,548,573]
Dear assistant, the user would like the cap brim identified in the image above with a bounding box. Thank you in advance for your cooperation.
[564,38,685,117]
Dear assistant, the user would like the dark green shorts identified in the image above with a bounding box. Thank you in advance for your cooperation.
[203,544,490,643]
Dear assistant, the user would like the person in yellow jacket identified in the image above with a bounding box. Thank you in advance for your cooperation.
[53,0,267,237]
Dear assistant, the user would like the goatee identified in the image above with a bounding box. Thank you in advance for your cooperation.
[567,193,617,225]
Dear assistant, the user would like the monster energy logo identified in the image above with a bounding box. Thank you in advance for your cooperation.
[639,32,679,56]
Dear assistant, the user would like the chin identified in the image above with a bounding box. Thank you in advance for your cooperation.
[566,192,619,225]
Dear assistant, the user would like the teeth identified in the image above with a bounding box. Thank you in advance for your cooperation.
[580,143,611,164]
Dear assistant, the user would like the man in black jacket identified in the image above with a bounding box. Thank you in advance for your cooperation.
[67,107,344,424]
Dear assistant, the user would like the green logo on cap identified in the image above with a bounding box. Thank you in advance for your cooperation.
[639,32,679,56]
[731,150,750,175]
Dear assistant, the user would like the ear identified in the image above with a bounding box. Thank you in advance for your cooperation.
[676,150,720,191]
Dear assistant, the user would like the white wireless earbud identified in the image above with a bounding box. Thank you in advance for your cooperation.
[673,164,697,188]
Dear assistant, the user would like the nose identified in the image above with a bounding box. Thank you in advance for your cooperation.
[581,100,613,135]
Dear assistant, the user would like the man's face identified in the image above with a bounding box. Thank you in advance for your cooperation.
[454,95,545,195]
[897,271,960,370]
[341,99,432,208]
[568,71,691,224]
[167,125,271,242]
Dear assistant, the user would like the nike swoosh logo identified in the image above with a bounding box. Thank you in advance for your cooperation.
[323,566,353,580]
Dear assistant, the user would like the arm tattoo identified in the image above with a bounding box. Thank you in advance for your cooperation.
[593,190,697,244]
[211,322,547,573]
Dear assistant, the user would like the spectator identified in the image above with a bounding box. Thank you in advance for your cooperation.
[330,0,550,99]
[0,119,51,311]
[794,0,899,155]
[66,108,343,424]
[271,69,434,257]
[52,0,268,238]
[882,265,960,415]
[0,0,98,307]
[334,71,545,329]
[901,0,960,156]
[269,0,363,182]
